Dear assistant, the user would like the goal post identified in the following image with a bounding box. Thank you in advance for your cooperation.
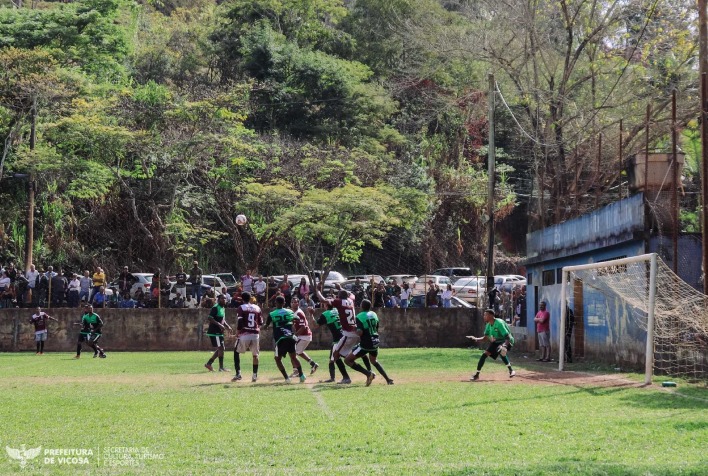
[559,253,658,384]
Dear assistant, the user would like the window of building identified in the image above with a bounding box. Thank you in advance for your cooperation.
[557,268,563,283]
[542,270,555,286]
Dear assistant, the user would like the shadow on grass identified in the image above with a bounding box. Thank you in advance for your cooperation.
[618,391,708,411]
[440,462,707,476]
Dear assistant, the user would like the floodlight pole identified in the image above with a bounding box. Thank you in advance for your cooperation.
[486,73,496,291]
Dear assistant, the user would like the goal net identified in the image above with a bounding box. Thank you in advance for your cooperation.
[560,253,708,384]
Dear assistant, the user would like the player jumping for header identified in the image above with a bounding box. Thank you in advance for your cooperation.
[467,309,516,380]
[231,292,263,383]
[264,295,306,383]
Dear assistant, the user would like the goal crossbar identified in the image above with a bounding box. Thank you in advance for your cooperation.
[559,253,658,384]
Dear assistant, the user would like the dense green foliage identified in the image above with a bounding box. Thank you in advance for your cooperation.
[0,0,700,278]
[0,349,706,474]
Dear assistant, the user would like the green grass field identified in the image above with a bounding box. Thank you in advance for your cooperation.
[0,349,706,475]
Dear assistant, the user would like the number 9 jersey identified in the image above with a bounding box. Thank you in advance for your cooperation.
[236,303,263,336]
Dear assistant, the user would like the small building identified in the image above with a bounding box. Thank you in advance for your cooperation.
[523,192,702,367]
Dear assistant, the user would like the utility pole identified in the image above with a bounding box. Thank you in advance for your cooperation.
[24,95,36,273]
[486,73,496,292]
[700,0,708,293]
[671,90,679,274]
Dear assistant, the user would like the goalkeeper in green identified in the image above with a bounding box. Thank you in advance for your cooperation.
[467,309,516,380]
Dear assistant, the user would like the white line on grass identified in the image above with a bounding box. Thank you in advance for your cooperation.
[309,386,335,420]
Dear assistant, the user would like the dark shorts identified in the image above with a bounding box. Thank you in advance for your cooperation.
[79,332,101,343]
[352,345,378,358]
[486,340,511,359]
[274,337,296,358]
[209,334,225,348]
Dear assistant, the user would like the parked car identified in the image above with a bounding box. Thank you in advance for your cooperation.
[412,275,453,294]
[313,270,347,286]
[168,281,222,302]
[386,274,418,286]
[347,275,386,285]
[215,273,238,294]
[494,275,527,292]
[431,267,476,283]
[108,273,153,299]
[452,276,486,304]
[408,294,473,309]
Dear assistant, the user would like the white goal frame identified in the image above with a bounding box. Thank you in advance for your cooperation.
[559,253,658,385]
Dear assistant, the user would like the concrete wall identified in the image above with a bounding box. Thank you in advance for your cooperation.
[1,308,528,353]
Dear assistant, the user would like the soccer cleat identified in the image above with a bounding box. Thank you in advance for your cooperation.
[290,370,299,378]
[204,363,214,372]
[39,352,44,355]
[386,379,394,385]
[218,367,230,372]
[470,373,480,381]
[509,370,516,378]
[99,353,106,359]
[231,373,242,382]
[322,378,336,383]
[299,374,307,383]
[74,355,80,359]
[93,351,99,358]
[251,374,258,382]
[285,377,291,383]
[36,352,40,355]
[366,372,376,387]
[337,378,352,385]
[310,362,319,375]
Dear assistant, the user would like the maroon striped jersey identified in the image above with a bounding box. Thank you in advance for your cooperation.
[332,298,356,333]
[236,303,263,335]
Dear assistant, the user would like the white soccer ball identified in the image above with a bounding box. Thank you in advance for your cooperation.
[235,214,247,226]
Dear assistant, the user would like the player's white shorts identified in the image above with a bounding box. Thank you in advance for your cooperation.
[295,336,312,354]
[333,332,360,358]
[235,334,260,356]
[35,330,47,342]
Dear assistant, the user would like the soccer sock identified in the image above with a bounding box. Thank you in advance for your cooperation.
[40,341,45,353]
[349,362,370,376]
[276,360,288,379]
[310,360,317,367]
[36,342,41,353]
[296,365,304,378]
[477,354,488,372]
[501,355,511,367]
[253,364,258,375]
[373,361,391,382]
[218,355,224,368]
[335,359,350,379]
[328,361,336,379]
[76,344,82,356]
[234,351,240,374]
[362,355,372,371]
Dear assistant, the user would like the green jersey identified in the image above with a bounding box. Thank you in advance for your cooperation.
[80,313,103,335]
[269,308,295,343]
[316,309,342,342]
[484,318,514,344]
[355,310,380,350]
[207,304,227,336]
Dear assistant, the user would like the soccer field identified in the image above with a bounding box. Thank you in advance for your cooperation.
[0,349,706,475]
